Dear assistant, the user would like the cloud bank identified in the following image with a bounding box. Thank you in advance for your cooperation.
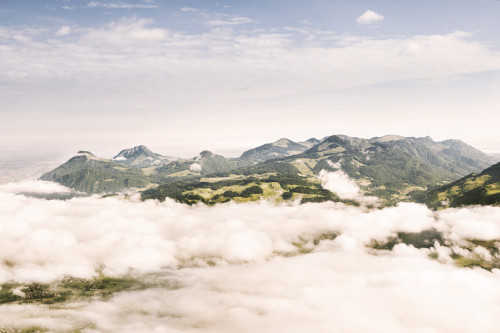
[1,181,500,331]
[0,182,499,283]
[0,180,72,194]
[2,18,499,101]
[2,17,500,153]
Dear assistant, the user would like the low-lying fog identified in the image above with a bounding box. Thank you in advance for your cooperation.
[1,180,500,332]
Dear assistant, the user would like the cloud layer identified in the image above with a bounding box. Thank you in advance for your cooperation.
[2,18,499,101]
[2,17,500,154]
[1,181,500,331]
[1,182,500,283]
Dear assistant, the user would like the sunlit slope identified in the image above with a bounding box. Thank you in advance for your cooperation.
[426,162,500,208]
[142,135,495,205]
[39,152,151,193]
[237,137,320,166]
[40,136,496,203]
[113,144,174,167]
[39,149,237,193]
[225,135,496,204]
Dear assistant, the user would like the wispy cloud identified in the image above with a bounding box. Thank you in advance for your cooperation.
[357,10,384,25]
[1,18,500,150]
[87,1,158,9]
[205,16,256,27]
[55,26,71,36]
[181,7,199,12]
[3,18,496,95]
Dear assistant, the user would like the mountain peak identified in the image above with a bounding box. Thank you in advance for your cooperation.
[305,138,319,143]
[298,138,320,149]
[114,145,154,160]
[77,150,95,157]
[112,145,171,167]
[199,150,214,157]
[239,138,312,164]
[272,138,292,148]
[371,135,404,143]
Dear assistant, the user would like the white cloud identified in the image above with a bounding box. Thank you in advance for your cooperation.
[436,206,500,240]
[357,10,384,25]
[87,1,158,9]
[0,181,500,331]
[2,18,498,98]
[55,26,71,36]
[189,162,202,171]
[80,18,167,45]
[205,17,255,27]
[1,181,499,283]
[4,250,500,332]
[1,18,500,150]
[0,180,71,194]
[181,7,199,12]
[319,161,378,205]
[319,168,361,199]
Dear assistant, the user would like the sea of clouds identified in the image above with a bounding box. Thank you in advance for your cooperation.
[1,180,500,332]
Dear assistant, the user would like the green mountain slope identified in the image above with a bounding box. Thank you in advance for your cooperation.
[141,174,342,206]
[196,151,237,175]
[238,138,319,165]
[426,162,500,208]
[232,135,496,204]
[153,151,237,179]
[39,152,151,193]
[40,135,496,204]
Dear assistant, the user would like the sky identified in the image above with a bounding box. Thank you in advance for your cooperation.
[1,0,500,158]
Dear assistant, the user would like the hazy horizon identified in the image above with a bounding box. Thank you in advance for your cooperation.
[2,132,500,161]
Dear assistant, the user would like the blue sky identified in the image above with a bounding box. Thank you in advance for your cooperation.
[1,0,500,157]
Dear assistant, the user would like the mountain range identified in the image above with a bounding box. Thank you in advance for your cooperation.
[39,135,499,207]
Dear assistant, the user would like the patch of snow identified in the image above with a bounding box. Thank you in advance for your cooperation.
[113,157,127,161]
